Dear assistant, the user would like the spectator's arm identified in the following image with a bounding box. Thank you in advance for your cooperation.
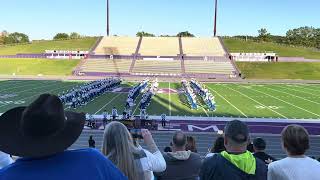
[144,149,166,173]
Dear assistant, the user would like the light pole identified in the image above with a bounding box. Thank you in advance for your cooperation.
[107,0,110,36]
[214,0,218,37]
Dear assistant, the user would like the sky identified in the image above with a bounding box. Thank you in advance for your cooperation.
[0,0,319,40]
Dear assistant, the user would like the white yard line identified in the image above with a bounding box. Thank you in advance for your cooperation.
[168,82,172,116]
[0,84,74,108]
[208,87,248,118]
[94,93,122,115]
[201,106,209,117]
[263,86,320,105]
[247,87,320,118]
[278,85,320,98]
[225,85,288,119]
[293,85,320,93]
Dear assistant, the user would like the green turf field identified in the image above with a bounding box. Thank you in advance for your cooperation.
[0,59,79,75]
[237,62,320,80]
[0,37,97,55]
[223,38,320,60]
[0,80,319,119]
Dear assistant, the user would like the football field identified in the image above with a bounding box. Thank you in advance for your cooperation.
[0,80,320,119]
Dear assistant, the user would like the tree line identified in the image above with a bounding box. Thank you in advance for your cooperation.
[136,31,195,37]
[227,26,320,49]
[0,31,85,45]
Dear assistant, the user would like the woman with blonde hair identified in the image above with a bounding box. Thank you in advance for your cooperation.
[102,121,166,180]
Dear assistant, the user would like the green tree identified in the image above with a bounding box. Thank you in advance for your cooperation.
[69,32,81,39]
[53,33,69,40]
[286,26,319,47]
[136,31,155,37]
[4,32,29,44]
[258,28,271,42]
[177,31,195,37]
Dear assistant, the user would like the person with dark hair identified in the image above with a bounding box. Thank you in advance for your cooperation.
[186,136,198,153]
[88,136,95,148]
[205,136,225,158]
[155,131,202,180]
[253,137,276,165]
[247,142,254,153]
[200,120,267,180]
[0,94,126,180]
[163,146,172,153]
[268,125,320,180]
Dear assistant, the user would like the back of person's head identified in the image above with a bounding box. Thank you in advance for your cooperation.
[253,137,266,152]
[172,131,187,151]
[281,125,309,156]
[247,142,254,153]
[211,136,225,153]
[164,146,172,152]
[224,120,249,151]
[102,121,139,180]
[186,136,197,153]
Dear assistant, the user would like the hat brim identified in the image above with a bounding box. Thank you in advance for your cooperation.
[0,107,85,158]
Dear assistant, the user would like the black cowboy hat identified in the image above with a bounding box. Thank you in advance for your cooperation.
[0,94,85,158]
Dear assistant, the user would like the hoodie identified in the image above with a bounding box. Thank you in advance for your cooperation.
[200,151,267,180]
[155,151,202,180]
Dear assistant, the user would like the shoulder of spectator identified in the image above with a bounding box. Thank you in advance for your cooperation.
[143,149,166,172]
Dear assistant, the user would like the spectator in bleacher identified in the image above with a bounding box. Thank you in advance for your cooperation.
[88,135,96,148]
[0,94,127,180]
[0,151,13,169]
[247,142,254,153]
[164,146,172,153]
[186,136,198,153]
[268,125,320,180]
[253,137,276,165]
[205,136,225,158]
[200,120,267,180]
[155,131,202,180]
[102,121,166,180]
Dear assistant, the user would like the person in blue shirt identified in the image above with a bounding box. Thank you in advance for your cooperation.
[0,94,127,180]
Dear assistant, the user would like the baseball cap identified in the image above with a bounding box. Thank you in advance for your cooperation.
[224,120,249,144]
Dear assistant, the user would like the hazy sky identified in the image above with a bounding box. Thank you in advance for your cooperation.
[1,0,319,40]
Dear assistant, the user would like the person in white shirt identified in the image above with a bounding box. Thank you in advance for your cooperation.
[0,151,13,169]
[268,125,320,180]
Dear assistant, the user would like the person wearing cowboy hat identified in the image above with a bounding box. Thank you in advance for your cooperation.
[0,94,127,180]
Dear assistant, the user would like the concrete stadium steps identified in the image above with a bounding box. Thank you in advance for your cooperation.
[70,130,320,159]
[132,60,182,74]
[184,61,235,74]
[139,37,180,56]
[79,59,131,73]
[94,37,139,55]
[182,37,226,56]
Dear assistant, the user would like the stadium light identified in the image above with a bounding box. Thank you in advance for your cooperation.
[214,0,218,37]
[107,0,110,36]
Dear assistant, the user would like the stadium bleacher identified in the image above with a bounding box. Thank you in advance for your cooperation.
[139,37,180,56]
[72,130,320,160]
[182,37,226,56]
[78,59,131,73]
[93,36,139,55]
[132,60,182,75]
[184,60,235,75]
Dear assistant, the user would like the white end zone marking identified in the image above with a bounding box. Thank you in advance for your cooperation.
[262,86,320,105]
[224,85,288,119]
[248,87,320,118]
